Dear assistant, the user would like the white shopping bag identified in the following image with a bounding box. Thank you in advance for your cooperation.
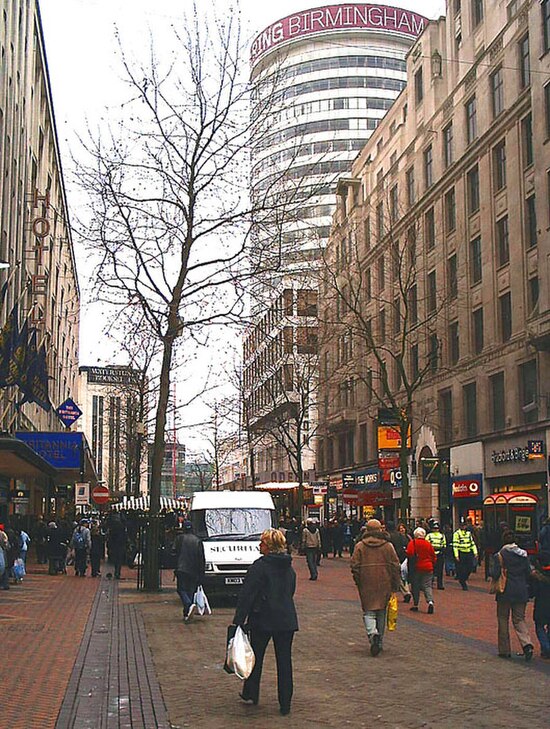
[194,585,212,616]
[400,559,408,582]
[226,626,255,680]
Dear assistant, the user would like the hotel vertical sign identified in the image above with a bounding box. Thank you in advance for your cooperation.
[27,188,52,326]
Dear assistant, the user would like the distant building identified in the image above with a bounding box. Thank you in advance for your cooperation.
[148,441,186,499]
[79,366,148,497]
[183,462,213,494]
[245,4,428,488]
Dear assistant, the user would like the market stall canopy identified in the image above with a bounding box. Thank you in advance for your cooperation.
[112,495,186,511]
[0,435,57,481]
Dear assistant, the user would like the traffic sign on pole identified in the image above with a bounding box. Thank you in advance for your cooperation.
[91,485,110,505]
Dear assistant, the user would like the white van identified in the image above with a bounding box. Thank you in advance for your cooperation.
[190,490,277,594]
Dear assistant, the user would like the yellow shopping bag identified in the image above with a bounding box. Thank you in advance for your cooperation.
[387,594,398,631]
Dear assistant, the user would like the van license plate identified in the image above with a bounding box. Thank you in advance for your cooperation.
[225,577,244,585]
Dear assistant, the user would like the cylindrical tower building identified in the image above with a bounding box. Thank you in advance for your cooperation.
[244,5,428,494]
[251,4,428,252]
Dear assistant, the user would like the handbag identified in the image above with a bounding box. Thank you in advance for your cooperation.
[223,624,237,674]
[387,594,398,631]
[489,553,507,595]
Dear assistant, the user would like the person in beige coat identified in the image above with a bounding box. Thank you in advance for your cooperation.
[351,519,401,656]
[301,519,321,580]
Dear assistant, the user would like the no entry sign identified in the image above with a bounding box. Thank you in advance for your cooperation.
[91,485,110,505]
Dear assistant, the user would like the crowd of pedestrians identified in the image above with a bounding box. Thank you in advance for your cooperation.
[0,511,152,587]
[273,513,550,666]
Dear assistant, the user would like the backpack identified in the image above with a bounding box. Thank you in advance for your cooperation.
[73,529,86,550]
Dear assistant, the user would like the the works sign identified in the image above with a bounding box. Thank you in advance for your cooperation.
[251,4,427,63]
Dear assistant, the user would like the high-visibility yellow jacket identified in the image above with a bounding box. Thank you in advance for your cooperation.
[452,528,478,560]
[427,531,446,554]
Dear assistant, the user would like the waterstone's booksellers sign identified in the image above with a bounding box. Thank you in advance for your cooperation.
[251,4,427,63]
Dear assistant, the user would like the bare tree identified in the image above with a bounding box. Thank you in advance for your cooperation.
[75,7,312,587]
[320,184,452,518]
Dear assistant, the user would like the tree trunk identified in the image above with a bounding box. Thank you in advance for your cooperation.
[249,446,256,490]
[399,413,411,521]
[143,336,173,590]
[296,422,304,519]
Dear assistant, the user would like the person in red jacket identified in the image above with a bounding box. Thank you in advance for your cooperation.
[406,527,437,614]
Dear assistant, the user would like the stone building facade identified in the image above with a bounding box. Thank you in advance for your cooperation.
[0,1,80,517]
[0,0,80,430]
[317,0,550,524]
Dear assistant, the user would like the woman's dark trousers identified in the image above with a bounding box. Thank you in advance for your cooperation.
[75,549,87,576]
[243,630,294,711]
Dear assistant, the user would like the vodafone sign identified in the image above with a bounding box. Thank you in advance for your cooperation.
[251,4,428,64]
[452,479,482,500]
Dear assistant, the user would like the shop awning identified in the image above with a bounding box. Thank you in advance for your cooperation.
[111,495,186,511]
[255,482,302,491]
[0,436,57,481]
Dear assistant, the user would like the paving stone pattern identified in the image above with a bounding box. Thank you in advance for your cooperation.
[56,575,170,729]
[140,557,550,729]
[0,566,98,729]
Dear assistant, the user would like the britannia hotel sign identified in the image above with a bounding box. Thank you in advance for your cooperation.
[251,4,427,63]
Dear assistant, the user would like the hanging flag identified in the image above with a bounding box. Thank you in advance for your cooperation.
[7,317,29,388]
[0,305,19,388]
[16,327,38,403]
[19,338,51,412]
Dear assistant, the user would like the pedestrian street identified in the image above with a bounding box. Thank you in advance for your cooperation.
[2,555,549,729]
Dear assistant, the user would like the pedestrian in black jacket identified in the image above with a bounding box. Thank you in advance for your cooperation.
[172,521,205,622]
[233,528,298,717]
[491,530,534,661]
[106,514,127,579]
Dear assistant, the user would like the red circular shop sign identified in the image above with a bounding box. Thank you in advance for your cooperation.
[91,485,110,505]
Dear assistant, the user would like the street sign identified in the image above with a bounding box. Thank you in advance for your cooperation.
[11,488,30,504]
[56,398,83,428]
[390,468,402,487]
[75,482,90,506]
[421,457,441,483]
[91,485,110,505]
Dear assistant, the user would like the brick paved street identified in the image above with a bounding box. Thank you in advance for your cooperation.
[0,564,98,729]
[138,555,550,729]
[3,555,550,728]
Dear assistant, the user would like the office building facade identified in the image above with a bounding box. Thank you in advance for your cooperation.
[317,0,550,523]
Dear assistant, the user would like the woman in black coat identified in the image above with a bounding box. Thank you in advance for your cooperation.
[233,528,298,716]
[491,530,534,660]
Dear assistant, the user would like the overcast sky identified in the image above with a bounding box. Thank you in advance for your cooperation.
[38,0,446,450]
